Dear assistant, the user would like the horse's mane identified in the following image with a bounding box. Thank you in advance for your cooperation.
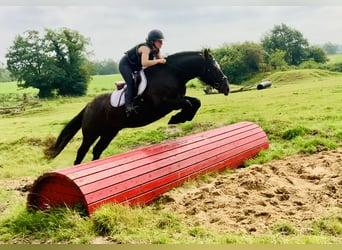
[145,49,208,73]
[166,51,200,58]
[166,51,201,61]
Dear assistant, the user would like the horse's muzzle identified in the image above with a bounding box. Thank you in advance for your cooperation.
[219,76,229,96]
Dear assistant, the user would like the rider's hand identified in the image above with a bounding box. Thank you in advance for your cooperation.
[158,58,167,64]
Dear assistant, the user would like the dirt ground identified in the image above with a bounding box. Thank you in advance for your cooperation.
[1,148,341,236]
[157,148,342,234]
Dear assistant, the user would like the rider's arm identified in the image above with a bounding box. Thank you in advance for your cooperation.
[139,46,166,67]
[156,51,164,60]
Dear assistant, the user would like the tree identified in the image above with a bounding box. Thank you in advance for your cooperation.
[6,30,54,97]
[267,49,288,70]
[6,28,92,98]
[212,42,264,84]
[93,59,119,75]
[261,23,309,66]
[322,42,339,55]
[0,62,13,82]
[306,46,328,64]
[45,28,92,96]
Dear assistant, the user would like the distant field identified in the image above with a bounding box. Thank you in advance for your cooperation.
[0,81,38,95]
[87,74,123,95]
[0,74,123,96]
[327,53,342,64]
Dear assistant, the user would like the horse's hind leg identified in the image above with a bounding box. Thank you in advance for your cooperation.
[168,97,201,124]
[92,129,120,161]
[74,133,99,165]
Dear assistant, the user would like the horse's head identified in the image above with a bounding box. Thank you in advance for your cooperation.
[200,49,230,96]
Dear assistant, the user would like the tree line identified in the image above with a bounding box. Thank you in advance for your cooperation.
[0,59,119,83]
[211,23,333,84]
[2,24,342,97]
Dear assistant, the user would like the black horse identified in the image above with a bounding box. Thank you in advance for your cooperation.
[46,49,229,165]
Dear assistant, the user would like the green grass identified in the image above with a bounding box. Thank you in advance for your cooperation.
[327,54,342,64]
[87,74,123,96]
[0,69,342,243]
[1,203,341,244]
[0,74,122,96]
[0,81,39,95]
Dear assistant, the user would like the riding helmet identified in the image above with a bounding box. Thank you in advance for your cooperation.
[146,29,164,42]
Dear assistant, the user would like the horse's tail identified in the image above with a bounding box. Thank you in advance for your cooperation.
[45,106,86,159]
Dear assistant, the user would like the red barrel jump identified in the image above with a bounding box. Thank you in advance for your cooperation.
[28,121,269,215]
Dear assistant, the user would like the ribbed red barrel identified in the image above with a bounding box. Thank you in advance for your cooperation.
[28,121,269,215]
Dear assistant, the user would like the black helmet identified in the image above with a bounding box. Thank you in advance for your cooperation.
[146,29,164,42]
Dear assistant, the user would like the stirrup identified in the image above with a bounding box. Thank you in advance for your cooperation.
[125,104,139,117]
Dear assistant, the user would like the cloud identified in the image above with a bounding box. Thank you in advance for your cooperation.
[0,4,341,64]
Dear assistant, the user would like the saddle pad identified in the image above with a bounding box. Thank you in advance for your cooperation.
[110,70,147,107]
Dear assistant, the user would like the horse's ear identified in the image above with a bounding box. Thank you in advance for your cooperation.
[203,48,210,59]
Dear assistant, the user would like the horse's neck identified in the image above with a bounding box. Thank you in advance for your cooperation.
[167,52,204,80]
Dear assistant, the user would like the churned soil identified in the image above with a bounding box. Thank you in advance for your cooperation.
[157,148,342,234]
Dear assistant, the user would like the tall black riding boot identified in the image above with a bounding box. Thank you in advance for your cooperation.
[125,82,138,117]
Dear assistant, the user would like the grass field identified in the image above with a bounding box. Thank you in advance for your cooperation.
[327,53,342,64]
[0,69,341,243]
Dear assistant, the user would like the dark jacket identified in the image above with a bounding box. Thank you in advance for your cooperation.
[125,42,159,70]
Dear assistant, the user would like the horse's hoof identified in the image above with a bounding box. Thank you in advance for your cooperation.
[168,115,185,124]
[168,116,177,124]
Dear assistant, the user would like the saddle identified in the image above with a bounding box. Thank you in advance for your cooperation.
[115,71,141,90]
[110,70,147,108]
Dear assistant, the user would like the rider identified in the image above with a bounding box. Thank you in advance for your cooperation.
[119,29,167,117]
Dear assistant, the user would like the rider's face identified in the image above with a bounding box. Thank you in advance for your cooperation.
[153,40,163,49]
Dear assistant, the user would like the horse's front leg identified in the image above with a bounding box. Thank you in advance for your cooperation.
[168,96,201,124]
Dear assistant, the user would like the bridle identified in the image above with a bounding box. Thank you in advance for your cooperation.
[200,56,228,89]
[164,51,227,89]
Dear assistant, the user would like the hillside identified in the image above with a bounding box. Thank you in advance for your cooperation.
[267,69,341,85]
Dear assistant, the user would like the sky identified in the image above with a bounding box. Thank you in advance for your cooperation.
[0,0,341,64]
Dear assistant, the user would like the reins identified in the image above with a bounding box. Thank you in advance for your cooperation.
[165,52,207,80]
